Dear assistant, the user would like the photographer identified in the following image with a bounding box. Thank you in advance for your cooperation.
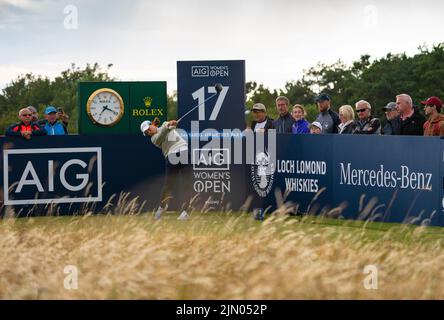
[42,106,69,135]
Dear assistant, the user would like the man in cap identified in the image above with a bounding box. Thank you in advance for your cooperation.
[140,119,191,220]
[381,102,401,135]
[421,96,444,136]
[43,106,68,135]
[250,103,274,132]
[309,121,323,134]
[315,93,340,134]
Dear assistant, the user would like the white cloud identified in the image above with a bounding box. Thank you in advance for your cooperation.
[0,0,37,9]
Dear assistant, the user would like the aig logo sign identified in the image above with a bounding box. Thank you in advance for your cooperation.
[193,148,230,171]
[191,66,209,77]
[3,147,102,205]
[191,66,230,78]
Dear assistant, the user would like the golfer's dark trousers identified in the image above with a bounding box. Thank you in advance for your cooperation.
[160,150,192,209]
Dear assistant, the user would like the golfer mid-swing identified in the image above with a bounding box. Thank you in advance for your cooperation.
[140,119,190,220]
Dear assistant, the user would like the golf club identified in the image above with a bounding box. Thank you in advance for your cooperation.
[177,83,223,123]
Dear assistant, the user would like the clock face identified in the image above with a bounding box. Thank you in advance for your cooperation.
[86,88,124,127]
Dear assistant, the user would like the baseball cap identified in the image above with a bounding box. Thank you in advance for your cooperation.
[140,120,152,135]
[45,106,57,114]
[310,121,323,130]
[252,103,266,112]
[382,102,397,111]
[421,96,442,109]
[315,93,331,103]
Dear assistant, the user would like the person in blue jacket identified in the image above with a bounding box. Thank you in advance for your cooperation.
[291,104,310,134]
[43,106,68,135]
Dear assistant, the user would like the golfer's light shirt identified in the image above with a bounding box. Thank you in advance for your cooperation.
[151,122,188,157]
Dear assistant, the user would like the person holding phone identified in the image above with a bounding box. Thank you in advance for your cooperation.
[42,106,69,135]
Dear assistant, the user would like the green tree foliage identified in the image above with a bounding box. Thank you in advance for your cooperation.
[246,43,444,125]
[0,63,115,134]
[167,90,177,120]
[245,82,279,124]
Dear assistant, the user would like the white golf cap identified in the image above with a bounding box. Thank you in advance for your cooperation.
[140,120,151,135]
[252,103,266,112]
[310,121,323,130]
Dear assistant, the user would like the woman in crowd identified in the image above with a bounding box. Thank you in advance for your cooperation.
[291,104,310,134]
[338,105,356,134]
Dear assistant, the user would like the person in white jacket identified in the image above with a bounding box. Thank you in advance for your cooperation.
[140,119,190,220]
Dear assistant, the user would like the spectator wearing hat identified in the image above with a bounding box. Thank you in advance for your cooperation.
[381,102,401,135]
[43,106,68,135]
[5,108,47,139]
[315,93,340,134]
[352,100,381,135]
[309,121,322,134]
[396,94,426,136]
[272,96,295,133]
[338,105,356,134]
[291,104,310,134]
[250,103,274,132]
[140,119,191,221]
[421,96,444,136]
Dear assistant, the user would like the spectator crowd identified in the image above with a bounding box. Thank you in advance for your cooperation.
[5,106,70,139]
[247,93,444,137]
[4,93,444,139]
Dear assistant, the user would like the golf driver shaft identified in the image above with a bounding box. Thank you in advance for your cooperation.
[177,92,218,123]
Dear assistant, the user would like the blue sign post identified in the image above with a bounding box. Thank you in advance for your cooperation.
[176,60,247,210]
[177,60,246,132]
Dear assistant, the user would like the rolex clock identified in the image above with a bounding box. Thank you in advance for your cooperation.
[79,82,166,134]
[86,88,124,127]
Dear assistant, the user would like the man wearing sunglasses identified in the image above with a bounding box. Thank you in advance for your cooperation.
[421,96,444,136]
[5,108,47,139]
[352,100,381,134]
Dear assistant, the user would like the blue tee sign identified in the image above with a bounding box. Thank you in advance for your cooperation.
[177,60,246,132]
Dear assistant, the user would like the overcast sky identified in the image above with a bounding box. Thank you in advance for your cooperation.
[1,0,443,93]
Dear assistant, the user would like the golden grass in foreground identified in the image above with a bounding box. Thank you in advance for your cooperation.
[1,213,444,299]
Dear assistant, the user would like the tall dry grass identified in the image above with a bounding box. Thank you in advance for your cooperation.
[0,212,444,300]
